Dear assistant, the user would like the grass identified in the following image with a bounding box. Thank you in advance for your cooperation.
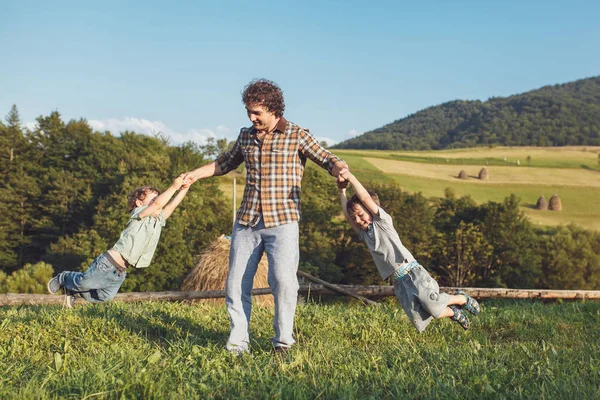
[0,299,598,399]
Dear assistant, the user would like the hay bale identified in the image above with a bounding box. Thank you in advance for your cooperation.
[548,194,562,211]
[536,195,548,210]
[181,235,273,307]
[458,170,468,179]
[478,167,488,180]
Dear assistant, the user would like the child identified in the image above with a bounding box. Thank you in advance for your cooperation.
[47,174,192,307]
[338,171,481,332]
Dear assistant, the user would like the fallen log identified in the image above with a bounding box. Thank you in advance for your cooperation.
[1,286,599,306]
[297,270,379,306]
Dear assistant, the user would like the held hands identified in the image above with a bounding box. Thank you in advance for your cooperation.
[173,173,197,190]
[336,167,351,190]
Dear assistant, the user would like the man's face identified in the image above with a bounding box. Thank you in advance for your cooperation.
[246,103,278,132]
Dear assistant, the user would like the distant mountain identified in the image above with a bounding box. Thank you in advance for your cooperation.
[333,76,600,150]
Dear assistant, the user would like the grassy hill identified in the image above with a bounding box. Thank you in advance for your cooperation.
[334,76,600,150]
[334,146,600,231]
[1,299,598,398]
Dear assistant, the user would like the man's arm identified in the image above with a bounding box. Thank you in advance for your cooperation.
[185,140,243,182]
[297,130,348,179]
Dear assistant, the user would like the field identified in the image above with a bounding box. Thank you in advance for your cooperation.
[334,146,600,231]
[0,299,598,399]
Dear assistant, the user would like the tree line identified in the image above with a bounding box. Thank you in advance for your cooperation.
[334,76,600,150]
[1,106,598,293]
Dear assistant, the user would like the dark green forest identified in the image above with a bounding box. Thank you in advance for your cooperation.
[1,106,599,293]
[334,76,600,150]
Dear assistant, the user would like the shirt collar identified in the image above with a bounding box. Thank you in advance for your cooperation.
[249,116,288,135]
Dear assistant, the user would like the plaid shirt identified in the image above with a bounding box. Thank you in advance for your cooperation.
[215,117,343,228]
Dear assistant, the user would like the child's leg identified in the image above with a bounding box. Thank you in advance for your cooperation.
[61,254,124,303]
[78,271,126,303]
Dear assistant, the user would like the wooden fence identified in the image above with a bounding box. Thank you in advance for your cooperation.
[1,285,599,306]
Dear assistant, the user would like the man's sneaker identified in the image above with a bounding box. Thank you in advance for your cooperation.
[65,290,77,309]
[273,346,290,355]
[449,305,470,330]
[456,290,481,315]
[47,275,62,294]
[226,345,249,357]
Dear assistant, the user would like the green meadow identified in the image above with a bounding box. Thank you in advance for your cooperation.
[335,147,600,231]
[1,299,598,399]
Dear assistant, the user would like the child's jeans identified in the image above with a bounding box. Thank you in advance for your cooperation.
[58,253,127,303]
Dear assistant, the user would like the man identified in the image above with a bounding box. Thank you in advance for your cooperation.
[185,78,347,353]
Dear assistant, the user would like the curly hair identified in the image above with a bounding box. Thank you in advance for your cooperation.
[346,191,381,216]
[241,78,285,117]
[127,186,160,211]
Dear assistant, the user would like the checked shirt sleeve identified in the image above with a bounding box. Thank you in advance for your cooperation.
[215,140,244,175]
[297,129,343,174]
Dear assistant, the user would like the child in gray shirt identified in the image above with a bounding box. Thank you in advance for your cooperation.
[47,174,192,307]
[338,171,481,332]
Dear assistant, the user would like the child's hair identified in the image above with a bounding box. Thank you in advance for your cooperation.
[128,186,160,211]
[346,191,380,216]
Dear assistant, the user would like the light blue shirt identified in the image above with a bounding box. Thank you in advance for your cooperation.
[112,205,166,268]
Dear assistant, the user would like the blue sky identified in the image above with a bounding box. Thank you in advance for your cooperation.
[1,0,599,146]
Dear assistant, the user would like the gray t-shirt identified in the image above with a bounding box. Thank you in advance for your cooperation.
[358,207,416,280]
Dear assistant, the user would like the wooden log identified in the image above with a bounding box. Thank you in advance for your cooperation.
[1,286,599,306]
[297,270,379,306]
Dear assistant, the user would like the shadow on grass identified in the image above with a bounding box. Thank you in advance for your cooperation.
[80,305,229,347]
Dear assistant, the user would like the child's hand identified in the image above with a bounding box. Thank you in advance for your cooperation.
[181,174,196,189]
[337,179,349,190]
[173,174,185,189]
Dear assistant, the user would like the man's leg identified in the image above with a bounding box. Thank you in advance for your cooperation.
[263,222,299,349]
[225,221,264,352]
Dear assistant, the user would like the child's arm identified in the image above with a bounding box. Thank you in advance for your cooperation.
[138,174,184,219]
[339,183,361,234]
[162,183,190,220]
[342,171,380,216]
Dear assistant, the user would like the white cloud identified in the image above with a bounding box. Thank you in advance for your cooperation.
[315,136,339,147]
[88,117,230,145]
[24,121,37,131]
[347,129,361,138]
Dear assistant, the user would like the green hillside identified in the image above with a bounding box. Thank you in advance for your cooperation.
[334,76,600,150]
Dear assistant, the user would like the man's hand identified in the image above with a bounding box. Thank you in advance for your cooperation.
[331,161,348,180]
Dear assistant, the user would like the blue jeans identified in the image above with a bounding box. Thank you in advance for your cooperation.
[226,220,300,351]
[58,253,127,303]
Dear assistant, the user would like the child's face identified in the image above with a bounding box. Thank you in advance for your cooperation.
[351,203,373,231]
[136,191,159,208]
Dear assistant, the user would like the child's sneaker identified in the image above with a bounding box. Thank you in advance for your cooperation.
[456,290,481,315]
[47,275,61,294]
[449,305,470,330]
[65,290,77,309]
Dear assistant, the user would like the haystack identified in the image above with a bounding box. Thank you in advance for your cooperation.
[181,235,273,307]
[535,195,548,210]
[549,194,562,211]
[478,167,488,180]
[458,170,468,179]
